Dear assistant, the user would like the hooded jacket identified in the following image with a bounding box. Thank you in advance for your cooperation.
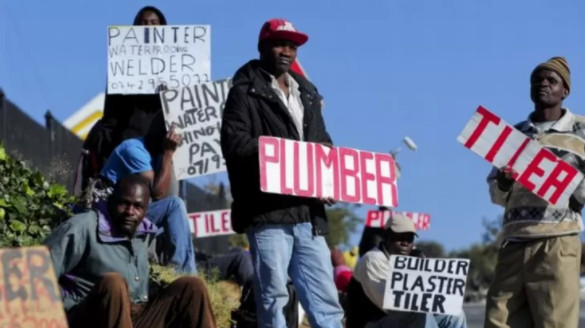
[220,60,332,234]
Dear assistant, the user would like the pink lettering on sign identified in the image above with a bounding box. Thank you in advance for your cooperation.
[458,106,583,205]
[188,210,235,238]
[364,210,430,230]
[258,137,398,207]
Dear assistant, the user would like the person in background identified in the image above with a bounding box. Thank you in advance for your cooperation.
[45,175,215,328]
[346,214,467,328]
[221,18,343,328]
[485,57,585,328]
[76,6,178,195]
[358,206,389,257]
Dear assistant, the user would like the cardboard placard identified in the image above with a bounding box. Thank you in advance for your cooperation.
[160,79,231,179]
[383,255,469,316]
[188,209,234,238]
[458,106,583,205]
[365,210,430,230]
[0,246,68,327]
[259,137,398,206]
[107,25,211,94]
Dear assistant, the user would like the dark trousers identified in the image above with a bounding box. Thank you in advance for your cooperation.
[67,272,216,328]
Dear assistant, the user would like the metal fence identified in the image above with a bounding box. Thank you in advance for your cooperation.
[0,88,231,255]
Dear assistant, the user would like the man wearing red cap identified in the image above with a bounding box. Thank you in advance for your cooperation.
[221,18,343,328]
[485,57,585,327]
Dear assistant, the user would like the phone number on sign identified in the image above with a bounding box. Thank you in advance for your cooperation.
[109,73,210,91]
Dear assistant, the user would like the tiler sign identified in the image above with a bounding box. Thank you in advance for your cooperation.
[458,106,583,205]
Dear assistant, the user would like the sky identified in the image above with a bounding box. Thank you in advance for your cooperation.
[2,0,585,251]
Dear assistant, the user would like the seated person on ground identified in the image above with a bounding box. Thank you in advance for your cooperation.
[44,175,216,328]
[98,111,196,274]
[346,214,467,328]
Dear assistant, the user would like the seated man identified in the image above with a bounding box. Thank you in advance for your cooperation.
[44,175,216,328]
[99,111,196,274]
[346,214,467,328]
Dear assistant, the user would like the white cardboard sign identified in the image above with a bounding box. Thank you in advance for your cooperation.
[458,106,583,205]
[160,79,231,179]
[365,210,430,230]
[188,209,235,238]
[107,25,211,94]
[383,256,469,316]
[259,136,398,206]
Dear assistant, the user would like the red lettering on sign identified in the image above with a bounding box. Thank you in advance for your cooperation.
[365,211,381,227]
[360,151,377,205]
[517,149,553,191]
[485,125,512,162]
[315,144,339,199]
[464,106,501,149]
[506,137,530,168]
[339,148,361,202]
[538,158,578,204]
[221,211,230,232]
[376,153,398,206]
[294,142,314,197]
[190,214,201,236]
[259,137,279,192]
[280,138,293,195]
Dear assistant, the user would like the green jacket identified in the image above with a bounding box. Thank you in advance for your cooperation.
[43,204,157,311]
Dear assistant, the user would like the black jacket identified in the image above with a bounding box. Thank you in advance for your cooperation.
[221,60,332,234]
[346,277,387,328]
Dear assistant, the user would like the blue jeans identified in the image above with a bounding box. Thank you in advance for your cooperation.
[365,310,467,328]
[147,196,196,274]
[247,223,344,328]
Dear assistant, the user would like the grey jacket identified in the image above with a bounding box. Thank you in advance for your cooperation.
[43,204,157,311]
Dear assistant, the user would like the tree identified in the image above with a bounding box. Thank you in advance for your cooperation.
[416,241,446,258]
[449,216,501,292]
[325,204,362,247]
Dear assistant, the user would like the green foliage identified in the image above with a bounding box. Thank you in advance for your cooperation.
[0,143,76,247]
[416,240,446,258]
[228,233,249,249]
[325,204,362,247]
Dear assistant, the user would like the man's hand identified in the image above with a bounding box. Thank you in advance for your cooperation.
[155,83,168,93]
[320,142,334,149]
[163,126,181,153]
[330,248,345,267]
[496,165,517,191]
[319,197,336,206]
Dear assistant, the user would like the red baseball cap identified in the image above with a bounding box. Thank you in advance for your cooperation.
[258,18,308,46]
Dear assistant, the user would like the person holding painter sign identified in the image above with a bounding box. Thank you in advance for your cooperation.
[346,214,467,328]
[220,18,343,328]
[485,57,585,327]
[78,6,179,195]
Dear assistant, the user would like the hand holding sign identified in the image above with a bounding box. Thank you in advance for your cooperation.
[458,106,584,205]
[159,79,232,179]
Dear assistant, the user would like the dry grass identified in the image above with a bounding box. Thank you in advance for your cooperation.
[150,265,240,327]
